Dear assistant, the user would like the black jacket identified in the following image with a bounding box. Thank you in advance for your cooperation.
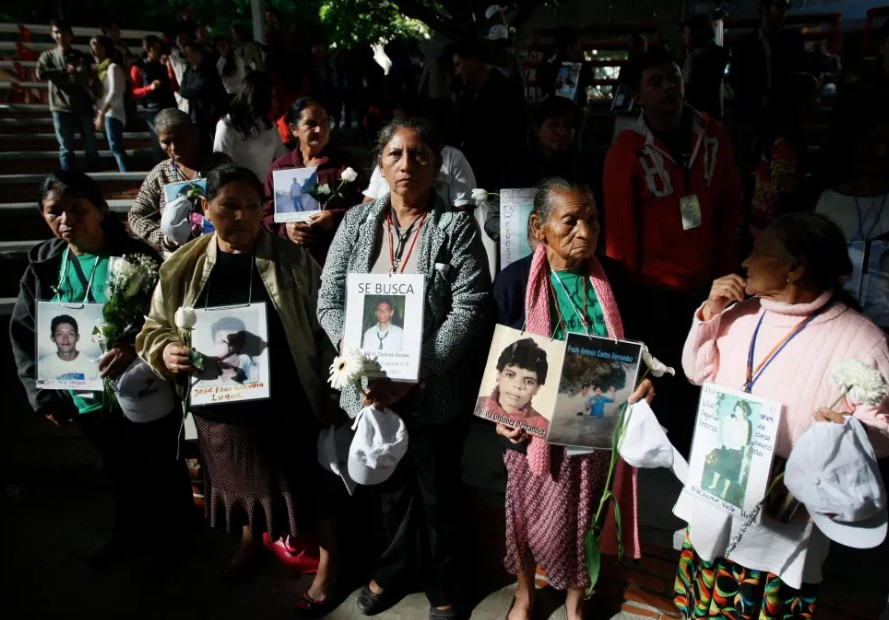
[10,225,159,418]
[179,60,227,129]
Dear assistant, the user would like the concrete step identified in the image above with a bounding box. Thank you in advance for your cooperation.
[0,149,155,174]
[0,132,153,151]
[0,199,131,214]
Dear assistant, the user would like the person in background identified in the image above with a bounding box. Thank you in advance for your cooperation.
[680,13,729,121]
[486,25,525,90]
[89,35,128,172]
[100,22,137,67]
[36,20,100,172]
[195,23,216,62]
[538,27,592,107]
[179,42,228,154]
[603,48,742,455]
[805,39,842,96]
[131,35,178,163]
[167,29,194,114]
[615,33,648,87]
[214,71,286,183]
[214,34,248,96]
[231,24,264,71]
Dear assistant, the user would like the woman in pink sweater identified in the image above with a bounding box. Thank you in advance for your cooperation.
[674,213,889,620]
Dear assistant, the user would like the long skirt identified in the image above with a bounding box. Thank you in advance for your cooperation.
[673,533,818,619]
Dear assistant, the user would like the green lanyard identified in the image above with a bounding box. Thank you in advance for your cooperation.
[53,249,102,306]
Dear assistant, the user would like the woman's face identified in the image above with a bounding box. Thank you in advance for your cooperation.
[41,190,106,249]
[202,180,263,251]
[378,128,439,203]
[741,226,795,298]
[532,189,599,266]
[158,126,199,167]
[536,113,576,153]
[291,105,330,152]
[89,39,107,61]
[496,364,540,413]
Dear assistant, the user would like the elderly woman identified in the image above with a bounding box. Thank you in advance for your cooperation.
[263,97,365,266]
[10,170,191,570]
[128,108,231,255]
[673,212,889,619]
[317,118,490,619]
[136,165,340,615]
[491,178,652,620]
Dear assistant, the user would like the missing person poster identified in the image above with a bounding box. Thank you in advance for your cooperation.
[546,334,643,450]
[342,273,425,381]
[189,303,271,405]
[473,325,567,438]
[685,384,782,519]
[499,188,535,270]
[554,62,582,101]
[272,167,320,223]
[36,301,105,391]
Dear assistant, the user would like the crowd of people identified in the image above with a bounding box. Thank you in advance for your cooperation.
[16,1,889,619]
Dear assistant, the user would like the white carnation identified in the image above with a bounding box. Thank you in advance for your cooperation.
[828,359,889,406]
[328,349,366,391]
[641,345,675,378]
[471,188,489,207]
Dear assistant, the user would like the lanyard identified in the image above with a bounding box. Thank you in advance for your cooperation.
[386,210,427,274]
[744,311,818,392]
[550,268,591,336]
[853,194,889,242]
[54,249,101,305]
[171,160,200,183]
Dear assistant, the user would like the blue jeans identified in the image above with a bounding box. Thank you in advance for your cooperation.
[52,111,101,171]
[104,116,128,172]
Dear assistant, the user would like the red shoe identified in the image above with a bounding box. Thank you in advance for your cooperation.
[262,533,320,573]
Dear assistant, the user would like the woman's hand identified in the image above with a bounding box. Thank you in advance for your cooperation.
[308,209,334,232]
[286,221,316,245]
[98,345,136,380]
[94,113,104,133]
[44,410,73,427]
[163,342,195,375]
[628,378,655,404]
[496,423,529,445]
[364,379,414,408]
[815,408,847,424]
[701,274,747,321]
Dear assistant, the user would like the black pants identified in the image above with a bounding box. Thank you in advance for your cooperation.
[76,409,193,548]
[373,419,467,608]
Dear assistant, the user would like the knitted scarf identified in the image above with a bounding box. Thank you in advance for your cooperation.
[96,57,112,84]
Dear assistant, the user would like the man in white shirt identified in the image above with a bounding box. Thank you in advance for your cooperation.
[38,314,98,382]
[362,299,404,352]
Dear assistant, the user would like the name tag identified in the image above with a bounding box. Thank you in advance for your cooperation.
[680,194,702,231]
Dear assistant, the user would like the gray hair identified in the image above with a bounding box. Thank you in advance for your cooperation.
[153,108,195,135]
[532,177,593,224]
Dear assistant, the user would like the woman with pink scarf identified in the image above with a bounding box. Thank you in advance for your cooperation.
[491,178,654,620]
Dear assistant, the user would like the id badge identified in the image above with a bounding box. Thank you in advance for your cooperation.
[680,195,702,231]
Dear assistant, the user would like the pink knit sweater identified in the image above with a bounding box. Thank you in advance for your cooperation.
[683,291,889,458]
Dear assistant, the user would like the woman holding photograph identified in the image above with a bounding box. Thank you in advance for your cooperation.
[317,118,490,619]
[10,170,192,571]
[674,212,889,619]
[490,177,653,620]
[137,165,341,616]
[262,97,365,265]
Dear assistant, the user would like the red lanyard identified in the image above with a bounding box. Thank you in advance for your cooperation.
[744,311,818,392]
[386,210,427,274]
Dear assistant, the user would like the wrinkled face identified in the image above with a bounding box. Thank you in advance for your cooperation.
[533,189,599,264]
[537,112,576,153]
[158,126,199,166]
[291,105,330,151]
[51,26,73,50]
[637,61,685,117]
[214,328,243,358]
[375,303,394,325]
[202,180,263,251]
[496,364,540,413]
[741,226,795,298]
[52,322,79,354]
[42,190,105,249]
[378,128,440,202]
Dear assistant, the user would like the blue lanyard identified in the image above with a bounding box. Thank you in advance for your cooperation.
[744,311,819,393]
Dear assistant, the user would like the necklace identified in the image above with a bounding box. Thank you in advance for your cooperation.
[853,193,889,242]
[386,209,427,274]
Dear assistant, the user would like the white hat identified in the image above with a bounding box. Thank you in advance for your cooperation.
[484,4,507,20]
[486,24,509,41]
[318,424,357,495]
[618,400,689,483]
[112,357,174,424]
[347,405,409,485]
[159,194,195,245]
[784,417,887,549]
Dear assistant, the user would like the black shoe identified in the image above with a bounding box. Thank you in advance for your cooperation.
[429,606,459,620]
[355,585,399,616]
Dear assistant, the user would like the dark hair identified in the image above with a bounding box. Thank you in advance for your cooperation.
[153,108,195,135]
[214,35,237,76]
[770,213,853,291]
[285,97,325,126]
[49,19,73,34]
[211,316,246,337]
[39,169,128,239]
[228,72,275,137]
[374,298,394,311]
[683,13,716,47]
[452,37,487,62]
[732,399,753,418]
[143,34,162,49]
[634,48,678,89]
[532,95,581,131]
[375,118,443,166]
[532,177,593,224]
[496,338,549,385]
[205,164,263,202]
[51,314,78,336]
[91,35,122,65]
[232,24,254,43]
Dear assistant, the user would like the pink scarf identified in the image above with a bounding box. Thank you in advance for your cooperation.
[523,244,641,558]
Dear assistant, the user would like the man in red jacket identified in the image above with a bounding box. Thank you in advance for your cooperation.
[604,48,742,454]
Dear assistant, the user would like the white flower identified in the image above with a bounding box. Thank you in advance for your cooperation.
[641,345,675,378]
[828,359,888,406]
[328,349,365,391]
[341,167,358,183]
[471,188,488,207]
[174,306,197,330]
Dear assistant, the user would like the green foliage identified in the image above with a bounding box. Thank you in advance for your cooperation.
[319,0,429,48]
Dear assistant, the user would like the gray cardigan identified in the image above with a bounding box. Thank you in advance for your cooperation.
[318,194,492,423]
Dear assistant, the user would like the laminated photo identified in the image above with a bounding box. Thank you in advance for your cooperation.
[685,384,783,519]
[36,301,105,391]
[473,325,567,438]
[189,303,271,406]
[554,62,582,101]
[342,273,425,381]
[499,188,535,270]
[162,178,208,206]
[546,334,643,449]
[272,167,320,223]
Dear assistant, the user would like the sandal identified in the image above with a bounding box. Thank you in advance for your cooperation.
[294,592,334,618]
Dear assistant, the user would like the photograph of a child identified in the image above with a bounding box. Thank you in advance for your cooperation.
[701,398,757,508]
[361,295,405,353]
[473,326,565,438]
[272,167,320,222]
[36,302,104,390]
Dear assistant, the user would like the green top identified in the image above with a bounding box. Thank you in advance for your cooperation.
[54,252,109,414]
[549,269,608,340]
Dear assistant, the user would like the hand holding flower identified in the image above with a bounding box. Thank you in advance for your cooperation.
[815,408,847,424]
[163,342,195,375]
[628,378,655,404]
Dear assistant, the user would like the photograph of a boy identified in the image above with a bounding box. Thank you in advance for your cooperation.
[476,337,549,434]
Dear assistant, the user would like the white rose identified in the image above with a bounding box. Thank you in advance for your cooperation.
[174,306,197,330]
[341,167,358,183]
[471,188,488,207]
[641,345,675,378]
